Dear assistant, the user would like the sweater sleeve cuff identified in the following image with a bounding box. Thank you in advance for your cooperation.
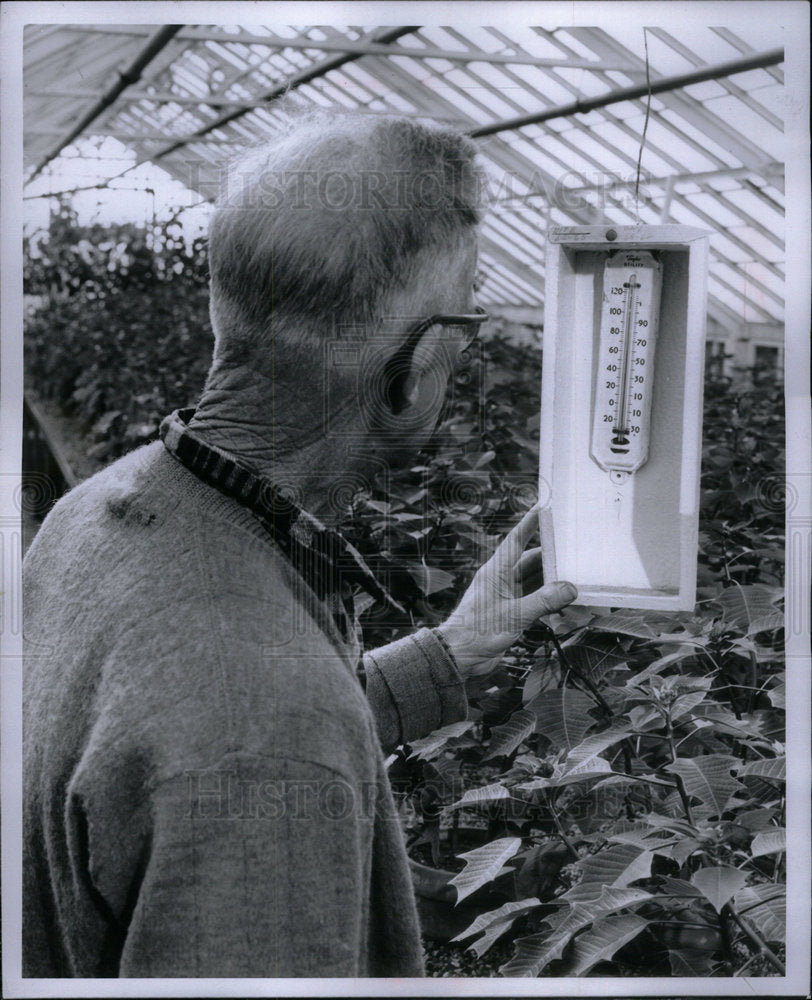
[363,627,468,752]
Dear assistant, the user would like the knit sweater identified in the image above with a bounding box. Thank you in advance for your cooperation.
[23,441,468,977]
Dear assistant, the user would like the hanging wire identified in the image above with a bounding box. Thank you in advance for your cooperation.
[633,27,653,221]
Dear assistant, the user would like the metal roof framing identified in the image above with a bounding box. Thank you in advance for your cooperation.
[54,23,638,69]
[23,21,788,328]
[468,46,784,137]
[28,25,183,182]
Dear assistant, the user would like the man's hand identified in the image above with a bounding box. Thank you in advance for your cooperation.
[435,504,577,679]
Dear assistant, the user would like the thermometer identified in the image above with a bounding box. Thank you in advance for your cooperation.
[591,250,663,484]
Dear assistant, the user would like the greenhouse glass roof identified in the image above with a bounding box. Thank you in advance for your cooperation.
[22,19,791,330]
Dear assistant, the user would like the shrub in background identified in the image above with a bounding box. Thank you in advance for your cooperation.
[25,205,212,462]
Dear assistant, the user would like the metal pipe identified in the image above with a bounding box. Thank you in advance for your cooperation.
[28,25,183,182]
[54,24,636,69]
[469,47,784,138]
[152,26,419,162]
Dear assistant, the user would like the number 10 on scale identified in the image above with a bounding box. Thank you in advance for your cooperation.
[591,250,663,484]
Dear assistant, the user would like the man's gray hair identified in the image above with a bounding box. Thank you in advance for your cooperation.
[207,110,484,367]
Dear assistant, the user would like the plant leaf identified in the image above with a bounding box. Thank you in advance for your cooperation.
[642,812,700,837]
[666,754,745,818]
[623,648,700,693]
[561,634,629,679]
[500,886,652,976]
[522,660,558,704]
[449,837,522,903]
[452,897,542,956]
[560,914,648,976]
[467,913,535,959]
[450,783,511,810]
[670,837,703,865]
[609,822,675,849]
[751,828,786,857]
[588,611,667,638]
[562,721,631,773]
[649,632,709,647]
[407,720,474,761]
[690,702,774,745]
[656,875,705,897]
[746,611,784,636]
[714,582,783,633]
[669,948,719,976]
[405,562,457,595]
[733,884,786,943]
[484,708,537,760]
[473,449,496,469]
[767,680,785,709]
[690,866,748,913]
[563,843,651,903]
[670,690,710,721]
[614,850,654,889]
[737,806,778,831]
[517,757,613,792]
[527,687,597,750]
[737,756,786,781]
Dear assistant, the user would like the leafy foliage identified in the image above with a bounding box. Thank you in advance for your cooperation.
[25,204,212,462]
[24,207,786,977]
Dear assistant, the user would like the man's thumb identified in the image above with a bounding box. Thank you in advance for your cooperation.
[522,580,577,619]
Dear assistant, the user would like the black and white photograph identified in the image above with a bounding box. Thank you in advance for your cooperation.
[1,1,809,996]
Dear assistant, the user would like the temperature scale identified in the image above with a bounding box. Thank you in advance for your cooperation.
[538,225,710,611]
[591,250,662,484]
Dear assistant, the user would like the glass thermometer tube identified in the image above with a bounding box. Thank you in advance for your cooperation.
[591,250,663,482]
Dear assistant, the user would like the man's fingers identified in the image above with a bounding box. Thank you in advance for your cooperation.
[492,503,541,568]
[520,580,578,621]
[515,547,544,595]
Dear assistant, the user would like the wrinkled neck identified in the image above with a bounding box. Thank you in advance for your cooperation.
[187,361,362,523]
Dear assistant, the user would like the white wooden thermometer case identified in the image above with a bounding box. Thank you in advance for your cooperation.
[539,225,710,612]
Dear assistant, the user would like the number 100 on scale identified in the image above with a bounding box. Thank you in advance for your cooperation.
[591,250,663,484]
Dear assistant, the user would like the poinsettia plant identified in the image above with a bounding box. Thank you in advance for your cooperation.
[396,585,785,976]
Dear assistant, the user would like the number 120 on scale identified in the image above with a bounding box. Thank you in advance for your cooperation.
[591,250,663,485]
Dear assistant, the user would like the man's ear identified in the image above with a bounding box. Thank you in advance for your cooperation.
[383,326,451,418]
[384,343,421,415]
[362,323,448,432]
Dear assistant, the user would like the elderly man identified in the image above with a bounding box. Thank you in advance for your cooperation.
[23,111,576,978]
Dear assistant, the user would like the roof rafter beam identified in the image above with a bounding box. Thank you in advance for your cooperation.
[27,87,247,107]
[563,28,783,186]
[26,126,238,143]
[710,27,784,84]
[468,45,784,138]
[27,24,183,182]
[645,26,783,131]
[187,28,635,69]
[481,25,786,212]
[498,27,787,228]
[150,25,419,161]
[54,24,637,70]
